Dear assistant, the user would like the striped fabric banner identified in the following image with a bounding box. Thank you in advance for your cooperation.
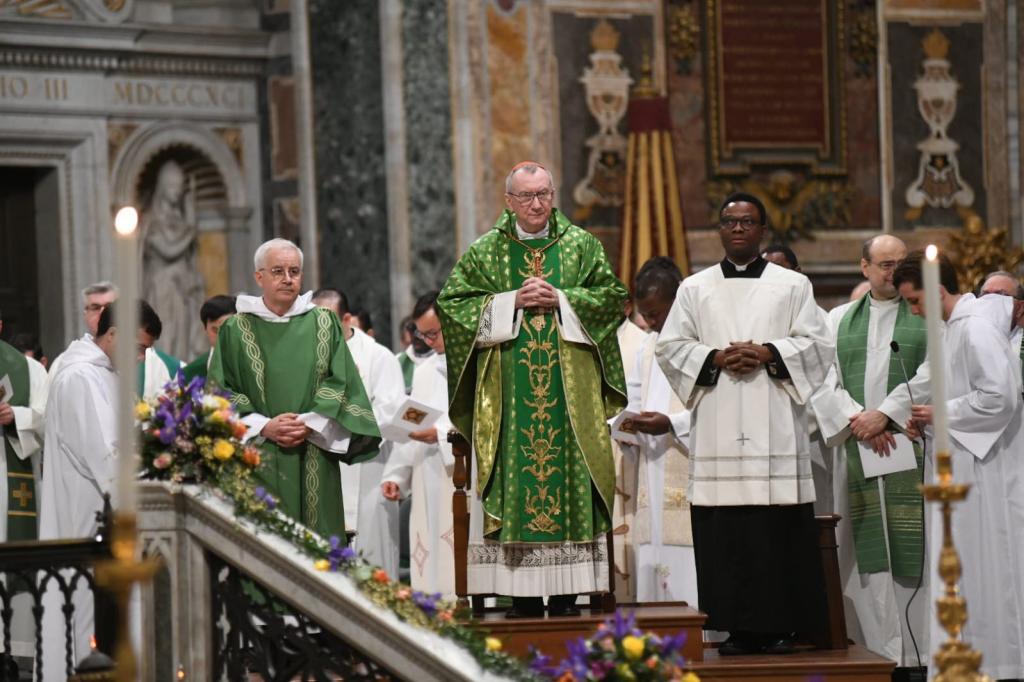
[618,95,690,289]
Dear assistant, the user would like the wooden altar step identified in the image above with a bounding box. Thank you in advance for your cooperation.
[690,643,896,681]
[472,603,707,663]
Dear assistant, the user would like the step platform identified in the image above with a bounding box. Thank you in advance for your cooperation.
[692,643,896,681]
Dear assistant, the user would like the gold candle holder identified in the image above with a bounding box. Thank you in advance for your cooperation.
[920,450,991,682]
[94,511,162,682]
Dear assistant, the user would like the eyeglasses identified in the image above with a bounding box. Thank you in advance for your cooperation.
[84,303,106,313]
[507,190,554,205]
[867,260,899,272]
[719,216,760,231]
[414,328,441,342]
[259,266,302,281]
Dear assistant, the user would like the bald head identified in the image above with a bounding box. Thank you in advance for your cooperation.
[980,271,1024,300]
[860,234,908,300]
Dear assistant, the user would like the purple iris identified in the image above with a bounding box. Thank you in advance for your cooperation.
[527,649,557,676]
[610,608,641,639]
[326,535,355,569]
[254,486,277,510]
[660,630,688,657]
[412,591,439,616]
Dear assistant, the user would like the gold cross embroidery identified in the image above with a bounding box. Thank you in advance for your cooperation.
[12,482,32,508]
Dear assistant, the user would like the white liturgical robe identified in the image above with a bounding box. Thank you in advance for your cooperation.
[625,333,697,605]
[382,353,458,598]
[38,337,118,682]
[927,294,1024,680]
[655,262,833,506]
[810,295,931,666]
[342,327,405,575]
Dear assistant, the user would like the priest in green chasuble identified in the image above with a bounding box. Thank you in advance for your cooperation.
[438,162,628,617]
[209,238,380,541]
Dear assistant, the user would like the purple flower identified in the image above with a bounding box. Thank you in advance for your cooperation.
[254,486,277,510]
[660,630,688,657]
[412,591,439,616]
[325,535,355,569]
[527,649,557,676]
[158,425,176,445]
[610,608,641,639]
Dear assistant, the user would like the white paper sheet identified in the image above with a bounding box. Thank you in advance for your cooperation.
[0,374,11,405]
[379,397,442,444]
[610,410,642,446]
[858,432,919,478]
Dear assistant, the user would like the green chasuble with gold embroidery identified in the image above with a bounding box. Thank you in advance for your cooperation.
[439,209,627,549]
[0,340,36,541]
[209,306,380,541]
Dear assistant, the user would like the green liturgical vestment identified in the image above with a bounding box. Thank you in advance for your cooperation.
[0,340,35,541]
[209,306,380,541]
[439,209,627,595]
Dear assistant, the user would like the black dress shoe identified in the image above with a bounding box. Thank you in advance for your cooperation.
[505,596,544,619]
[547,594,580,617]
[718,634,761,656]
[761,635,796,655]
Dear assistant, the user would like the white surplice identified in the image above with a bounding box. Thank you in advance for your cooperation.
[809,295,931,666]
[38,337,119,682]
[341,327,405,575]
[926,293,1024,680]
[625,333,697,605]
[610,319,649,601]
[655,263,833,506]
[1,354,47,542]
[381,353,459,598]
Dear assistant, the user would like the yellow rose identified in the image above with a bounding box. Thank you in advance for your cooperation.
[682,673,701,682]
[622,635,645,660]
[484,637,502,652]
[134,402,152,421]
[213,439,235,461]
[314,559,330,571]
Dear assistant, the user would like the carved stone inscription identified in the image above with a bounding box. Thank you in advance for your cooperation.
[717,0,828,150]
[0,70,255,118]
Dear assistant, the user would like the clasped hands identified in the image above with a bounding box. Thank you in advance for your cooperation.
[713,341,772,376]
[515,277,558,310]
[260,413,311,448]
[849,409,896,456]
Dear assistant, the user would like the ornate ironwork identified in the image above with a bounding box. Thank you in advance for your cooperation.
[0,502,115,681]
[208,553,396,681]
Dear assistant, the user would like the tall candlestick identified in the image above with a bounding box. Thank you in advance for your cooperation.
[113,206,139,514]
[922,244,951,456]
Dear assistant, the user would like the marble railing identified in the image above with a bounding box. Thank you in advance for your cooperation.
[136,482,506,681]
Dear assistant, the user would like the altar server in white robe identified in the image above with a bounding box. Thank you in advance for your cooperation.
[610,307,650,601]
[313,288,404,575]
[623,257,696,605]
[38,305,120,682]
[381,292,459,598]
[655,192,833,657]
[895,252,1024,681]
[810,235,931,669]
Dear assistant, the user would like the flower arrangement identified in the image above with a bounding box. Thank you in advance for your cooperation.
[529,610,698,682]
[136,372,261,488]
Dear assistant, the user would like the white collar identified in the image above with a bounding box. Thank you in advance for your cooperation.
[868,293,899,309]
[404,345,434,364]
[236,292,316,322]
[727,258,749,271]
[516,222,549,240]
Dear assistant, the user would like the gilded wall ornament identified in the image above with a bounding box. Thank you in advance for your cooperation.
[904,29,974,222]
[707,170,853,244]
[948,214,1024,292]
[572,19,633,216]
[0,0,72,18]
[668,1,699,74]
[848,0,877,78]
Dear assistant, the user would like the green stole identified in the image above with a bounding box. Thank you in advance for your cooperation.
[209,307,380,541]
[836,295,926,577]
[0,340,36,541]
[397,351,415,393]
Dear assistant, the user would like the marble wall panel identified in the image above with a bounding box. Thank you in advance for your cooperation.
[308,0,392,341]
[403,0,456,297]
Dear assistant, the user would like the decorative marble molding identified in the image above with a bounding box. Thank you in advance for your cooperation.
[0,48,264,77]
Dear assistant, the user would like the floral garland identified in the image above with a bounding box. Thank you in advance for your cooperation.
[136,374,699,681]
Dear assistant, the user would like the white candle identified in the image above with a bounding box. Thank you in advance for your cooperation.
[113,206,140,514]
[922,244,950,454]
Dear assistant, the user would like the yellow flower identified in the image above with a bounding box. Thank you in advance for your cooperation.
[622,635,645,660]
[134,401,152,421]
[681,673,701,682]
[484,637,502,652]
[615,662,636,681]
[314,559,329,571]
[213,439,235,460]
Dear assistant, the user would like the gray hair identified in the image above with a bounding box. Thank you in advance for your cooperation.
[981,270,1024,299]
[81,281,118,301]
[254,238,304,271]
[505,163,555,193]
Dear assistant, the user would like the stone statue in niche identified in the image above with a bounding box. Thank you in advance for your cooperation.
[140,160,206,361]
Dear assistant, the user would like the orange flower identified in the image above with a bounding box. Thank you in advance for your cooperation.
[556,672,576,682]
[372,568,389,584]
[232,420,248,440]
[438,610,453,622]
[241,447,260,467]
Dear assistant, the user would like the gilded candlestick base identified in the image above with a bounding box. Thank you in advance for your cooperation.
[920,451,991,682]
[95,511,162,682]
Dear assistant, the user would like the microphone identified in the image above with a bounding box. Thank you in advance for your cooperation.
[889,341,916,406]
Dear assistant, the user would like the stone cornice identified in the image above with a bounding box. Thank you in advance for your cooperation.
[0,46,265,77]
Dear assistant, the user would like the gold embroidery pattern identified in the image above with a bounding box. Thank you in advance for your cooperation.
[315,387,376,420]
[305,442,320,529]
[519,307,564,535]
[313,309,331,387]
[230,392,253,408]
[235,315,267,404]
